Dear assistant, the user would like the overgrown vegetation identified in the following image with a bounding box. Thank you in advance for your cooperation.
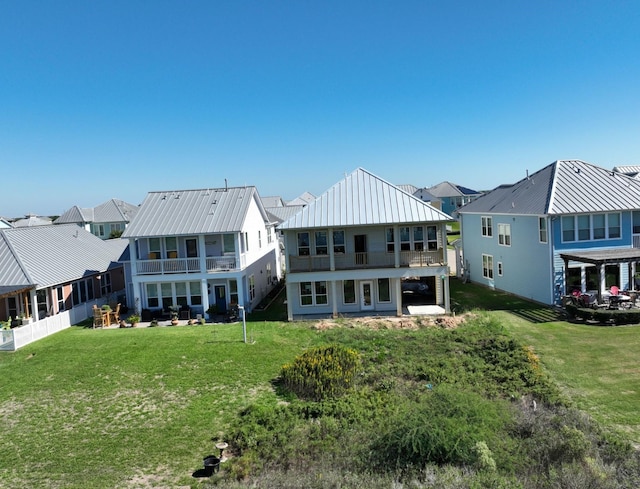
[212,316,640,488]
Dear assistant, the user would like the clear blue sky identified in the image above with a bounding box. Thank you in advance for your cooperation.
[2,1,640,218]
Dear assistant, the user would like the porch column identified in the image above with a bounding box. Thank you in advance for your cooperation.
[562,256,570,296]
[331,280,338,318]
[201,278,210,318]
[198,235,207,272]
[443,274,451,313]
[30,290,38,321]
[599,263,606,304]
[286,280,294,321]
[395,278,402,316]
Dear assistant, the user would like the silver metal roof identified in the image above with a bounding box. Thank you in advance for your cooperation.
[277,168,454,230]
[287,191,316,206]
[427,181,480,198]
[0,224,128,288]
[266,205,306,224]
[261,196,286,208]
[0,232,32,287]
[459,160,640,216]
[55,199,138,224]
[122,186,268,238]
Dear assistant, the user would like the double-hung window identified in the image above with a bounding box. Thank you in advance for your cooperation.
[386,228,395,253]
[297,232,310,256]
[427,225,438,250]
[539,217,548,243]
[315,231,328,255]
[413,226,424,251]
[498,224,511,246]
[400,226,411,251]
[608,213,621,239]
[300,281,328,306]
[482,254,494,279]
[481,217,493,237]
[343,280,356,304]
[333,230,345,254]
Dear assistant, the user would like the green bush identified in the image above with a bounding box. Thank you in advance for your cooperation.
[280,344,361,401]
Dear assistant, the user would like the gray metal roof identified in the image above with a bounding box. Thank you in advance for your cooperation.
[122,186,268,238]
[261,196,286,208]
[396,184,418,194]
[55,205,92,224]
[94,199,139,223]
[459,160,640,216]
[277,167,454,230]
[266,205,306,224]
[12,214,52,227]
[428,181,480,198]
[0,232,32,287]
[613,165,640,178]
[0,224,128,288]
[287,191,316,206]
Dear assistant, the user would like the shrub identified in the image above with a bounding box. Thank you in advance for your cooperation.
[280,344,361,401]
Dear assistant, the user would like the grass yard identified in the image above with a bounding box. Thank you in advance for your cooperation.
[451,278,640,445]
[0,321,322,488]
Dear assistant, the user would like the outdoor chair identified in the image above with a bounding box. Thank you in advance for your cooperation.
[109,303,121,324]
[92,305,105,328]
[179,308,190,320]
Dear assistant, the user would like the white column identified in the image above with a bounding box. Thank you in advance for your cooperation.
[331,280,338,318]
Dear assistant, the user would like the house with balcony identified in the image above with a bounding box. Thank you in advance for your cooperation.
[55,198,139,239]
[458,159,640,306]
[277,168,454,320]
[121,185,281,320]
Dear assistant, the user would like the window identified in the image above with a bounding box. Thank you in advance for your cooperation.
[186,238,198,258]
[72,278,95,306]
[608,213,621,239]
[333,230,345,254]
[343,280,356,304]
[190,281,202,305]
[577,215,590,241]
[413,226,424,251]
[223,234,235,254]
[497,262,503,276]
[229,279,238,305]
[482,254,494,279]
[267,227,273,244]
[242,232,249,252]
[300,281,327,306]
[562,216,575,242]
[165,237,178,258]
[427,225,438,251]
[266,262,272,285]
[481,217,493,237]
[315,281,328,305]
[539,217,547,243]
[149,238,161,259]
[56,286,64,312]
[498,223,511,246]
[175,282,188,307]
[593,214,605,240]
[161,283,172,309]
[97,224,105,237]
[386,228,395,253]
[146,284,159,308]
[297,232,310,255]
[315,231,328,255]
[633,211,640,234]
[300,282,313,306]
[400,226,411,251]
[378,278,390,302]
[99,272,112,296]
[258,230,262,248]
[249,275,255,301]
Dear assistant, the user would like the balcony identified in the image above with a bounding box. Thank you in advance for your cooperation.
[136,256,240,275]
[288,250,444,273]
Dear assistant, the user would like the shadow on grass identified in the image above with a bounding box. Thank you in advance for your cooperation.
[450,278,566,324]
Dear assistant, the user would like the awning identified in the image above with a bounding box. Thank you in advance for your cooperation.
[0,285,34,300]
[560,248,640,266]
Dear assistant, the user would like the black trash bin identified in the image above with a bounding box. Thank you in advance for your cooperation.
[203,455,220,475]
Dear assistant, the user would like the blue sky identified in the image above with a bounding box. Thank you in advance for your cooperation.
[2,1,640,218]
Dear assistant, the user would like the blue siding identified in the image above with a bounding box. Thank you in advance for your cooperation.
[461,214,553,304]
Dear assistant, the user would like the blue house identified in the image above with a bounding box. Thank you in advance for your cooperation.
[458,160,640,306]
[427,181,482,217]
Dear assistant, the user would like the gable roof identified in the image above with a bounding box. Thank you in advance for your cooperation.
[12,214,52,227]
[261,196,286,208]
[55,199,138,225]
[266,205,306,225]
[277,168,453,230]
[55,205,93,224]
[396,184,418,194]
[122,186,268,238]
[0,224,128,288]
[287,191,316,206]
[459,159,640,216]
[613,165,640,179]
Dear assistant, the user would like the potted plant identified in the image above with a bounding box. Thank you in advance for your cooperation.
[127,314,141,327]
[206,305,218,321]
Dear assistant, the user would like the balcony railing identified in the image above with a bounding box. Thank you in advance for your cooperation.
[288,250,444,273]
[136,256,240,275]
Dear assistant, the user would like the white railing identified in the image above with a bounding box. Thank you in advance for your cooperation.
[288,249,444,272]
[137,258,201,274]
[634,235,640,248]
[205,256,238,272]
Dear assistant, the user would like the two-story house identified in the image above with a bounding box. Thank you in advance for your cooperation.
[55,198,139,239]
[121,185,281,319]
[427,181,482,217]
[277,168,454,320]
[458,159,640,306]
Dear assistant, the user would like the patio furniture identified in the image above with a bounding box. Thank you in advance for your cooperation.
[92,305,108,328]
[109,303,121,324]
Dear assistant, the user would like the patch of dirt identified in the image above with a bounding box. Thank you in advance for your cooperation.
[313,313,471,331]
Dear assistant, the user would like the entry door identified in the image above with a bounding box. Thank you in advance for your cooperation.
[360,281,374,310]
[215,285,227,313]
[354,234,368,265]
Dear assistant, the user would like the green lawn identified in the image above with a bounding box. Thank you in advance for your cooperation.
[2,280,640,487]
[450,278,640,445]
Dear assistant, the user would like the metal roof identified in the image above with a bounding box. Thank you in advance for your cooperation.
[459,160,640,216]
[277,167,454,230]
[427,181,480,198]
[287,191,316,206]
[55,205,92,224]
[266,205,306,224]
[0,225,128,288]
[94,199,139,223]
[122,186,268,238]
[261,196,286,208]
[560,248,640,266]
[0,232,32,287]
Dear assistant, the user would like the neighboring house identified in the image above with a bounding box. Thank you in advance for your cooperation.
[0,218,11,229]
[261,196,287,208]
[287,191,316,206]
[277,168,454,320]
[427,181,482,217]
[0,224,128,325]
[613,165,640,179]
[412,188,442,211]
[12,214,52,227]
[55,198,139,239]
[458,159,640,306]
[121,185,281,319]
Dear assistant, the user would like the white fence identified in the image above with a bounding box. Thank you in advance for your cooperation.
[0,301,99,352]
